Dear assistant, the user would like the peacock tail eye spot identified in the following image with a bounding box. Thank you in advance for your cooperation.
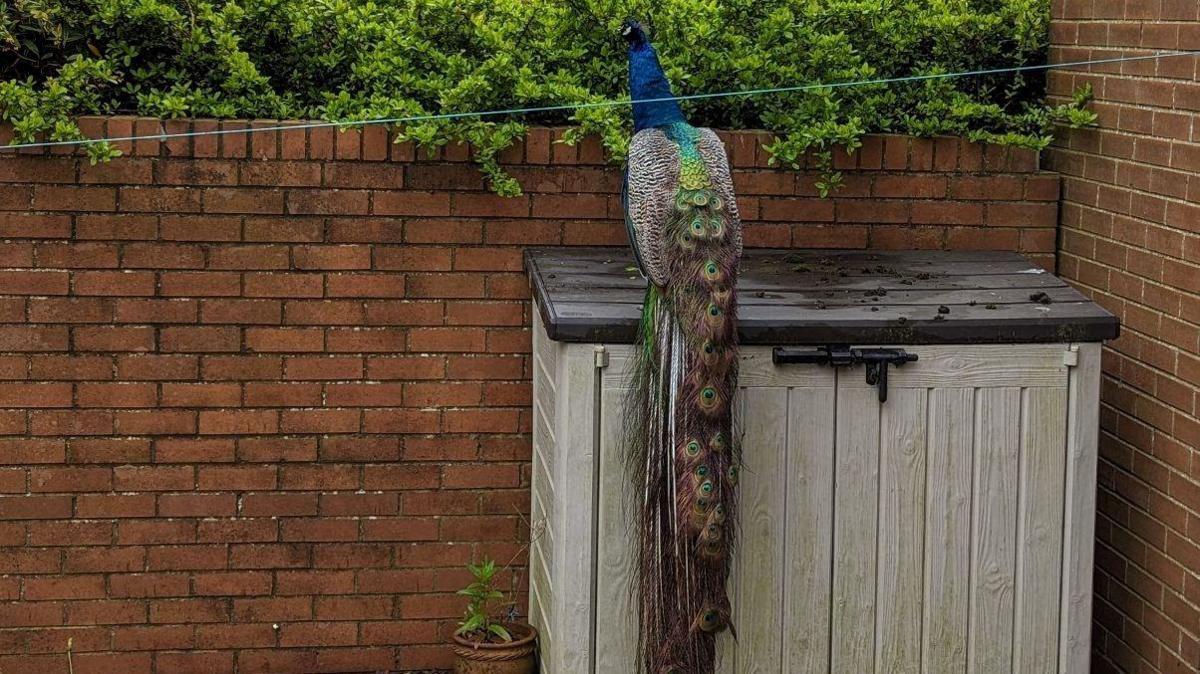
[694,496,709,512]
[708,304,721,317]
[697,609,721,631]
[703,342,715,354]
[710,433,726,452]
[715,504,725,516]
[692,192,709,207]
[712,283,729,299]
[686,440,700,456]
[706,262,718,274]
[696,465,709,477]
[712,196,723,211]
[700,480,714,494]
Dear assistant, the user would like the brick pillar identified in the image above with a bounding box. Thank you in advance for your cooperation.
[1048,2,1199,671]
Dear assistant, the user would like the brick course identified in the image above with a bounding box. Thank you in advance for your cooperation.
[0,120,1052,672]
[1048,2,1200,671]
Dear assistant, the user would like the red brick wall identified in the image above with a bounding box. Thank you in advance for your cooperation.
[0,119,1054,673]
[1048,2,1199,672]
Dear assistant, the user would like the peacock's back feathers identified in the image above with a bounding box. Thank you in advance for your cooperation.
[625,125,742,286]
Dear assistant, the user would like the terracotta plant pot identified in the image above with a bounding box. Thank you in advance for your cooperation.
[451,622,538,674]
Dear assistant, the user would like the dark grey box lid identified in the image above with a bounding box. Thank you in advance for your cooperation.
[526,247,1120,345]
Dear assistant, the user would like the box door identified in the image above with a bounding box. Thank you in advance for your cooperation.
[854,345,1069,674]
[596,343,1071,674]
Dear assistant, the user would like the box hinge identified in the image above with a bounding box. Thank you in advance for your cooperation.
[593,345,609,369]
[1063,346,1079,368]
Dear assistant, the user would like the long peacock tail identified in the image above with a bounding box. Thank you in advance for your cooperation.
[623,122,740,674]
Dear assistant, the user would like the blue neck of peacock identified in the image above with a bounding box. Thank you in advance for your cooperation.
[628,42,686,132]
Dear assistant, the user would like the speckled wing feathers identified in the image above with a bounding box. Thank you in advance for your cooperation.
[626,128,681,287]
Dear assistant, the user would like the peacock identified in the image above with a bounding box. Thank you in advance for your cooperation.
[619,19,742,674]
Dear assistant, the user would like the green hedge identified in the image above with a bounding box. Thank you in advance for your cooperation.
[2,0,1093,194]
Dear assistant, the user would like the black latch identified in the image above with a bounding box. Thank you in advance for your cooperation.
[772,346,918,403]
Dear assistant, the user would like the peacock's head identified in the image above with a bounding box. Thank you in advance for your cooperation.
[620,19,648,46]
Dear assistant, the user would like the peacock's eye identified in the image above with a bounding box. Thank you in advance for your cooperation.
[708,304,721,317]
[703,342,715,354]
[695,465,709,477]
[702,387,716,400]
[715,504,725,516]
[686,440,700,456]
[700,480,714,494]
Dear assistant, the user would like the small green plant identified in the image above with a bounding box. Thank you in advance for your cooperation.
[456,558,514,644]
